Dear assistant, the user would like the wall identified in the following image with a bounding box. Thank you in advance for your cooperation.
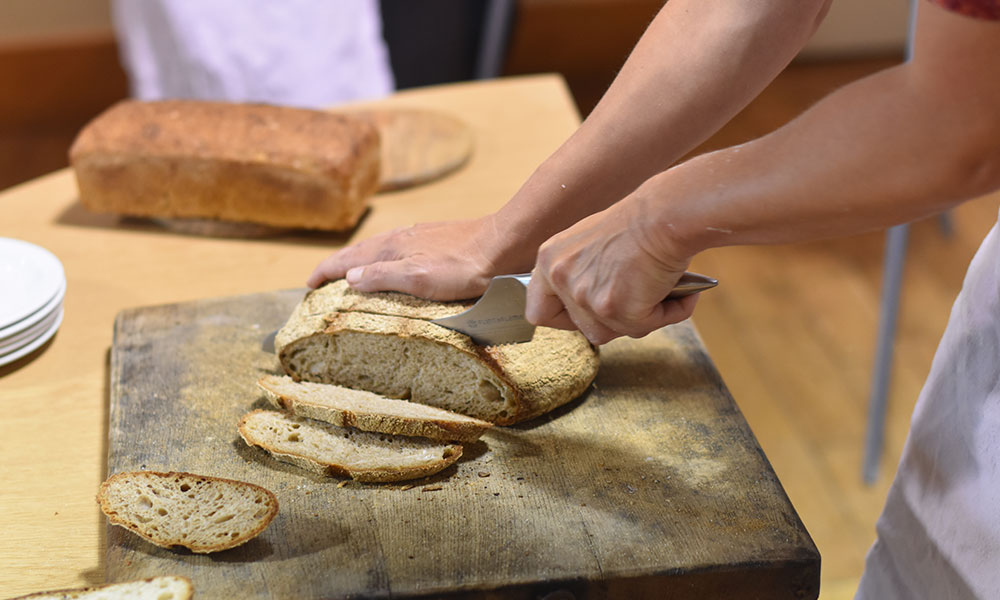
[0,0,910,55]
[804,0,910,58]
[0,0,112,45]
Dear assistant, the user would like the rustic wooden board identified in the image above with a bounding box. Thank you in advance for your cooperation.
[106,290,819,599]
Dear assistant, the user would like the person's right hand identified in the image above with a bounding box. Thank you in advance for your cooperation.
[307,214,525,301]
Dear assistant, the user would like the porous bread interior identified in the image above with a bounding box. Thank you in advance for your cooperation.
[11,576,193,600]
[258,375,492,442]
[99,472,276,553]
[239,410,460,473]
[260,375,491,424]
[281,330,515,423]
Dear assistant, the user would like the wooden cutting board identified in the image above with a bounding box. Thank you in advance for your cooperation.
[106,290,819,599]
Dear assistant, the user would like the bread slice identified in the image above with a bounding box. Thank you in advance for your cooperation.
[275,280,599,425]
[97,471,278,553]
[69,100,380,231]
[258,374,492,443]
[9,576,193,600]
[238,409,462,482]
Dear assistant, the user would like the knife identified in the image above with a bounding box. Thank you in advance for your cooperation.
[431,271,718,346]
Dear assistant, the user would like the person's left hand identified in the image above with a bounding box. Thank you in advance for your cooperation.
[524,193,699,345]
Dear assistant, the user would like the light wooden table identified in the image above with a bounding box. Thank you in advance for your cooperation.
[0,75,820,599]
[0,75,581,596]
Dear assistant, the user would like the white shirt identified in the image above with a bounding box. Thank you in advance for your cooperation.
[857,212,1000,598]
[111,0,394,108]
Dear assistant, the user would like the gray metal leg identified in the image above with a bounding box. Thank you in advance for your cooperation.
[475,0,515,79]
[863,223,909,484]
[937,211,955,238]
[861,0,919,485]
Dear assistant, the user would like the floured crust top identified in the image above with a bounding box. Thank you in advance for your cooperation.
[70,99,379,177]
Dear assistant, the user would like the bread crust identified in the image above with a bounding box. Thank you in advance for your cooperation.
[275,281,600,425]
[97,470,279,553]
[69,100,380,231]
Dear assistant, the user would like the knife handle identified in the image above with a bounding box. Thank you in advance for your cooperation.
[511,271,718,300]
[664,272,719,299]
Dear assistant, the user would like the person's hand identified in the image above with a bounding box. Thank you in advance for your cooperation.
[524,193,698,345]
[307,215,525,300]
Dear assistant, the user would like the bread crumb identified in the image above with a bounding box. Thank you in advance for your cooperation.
[337,481,349,488]
[477,471,490,478]
[422,485,443,492]
[400,484,415,491]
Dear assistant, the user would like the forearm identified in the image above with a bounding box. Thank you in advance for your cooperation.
[492,0,830,268]
[653,56,1000,259]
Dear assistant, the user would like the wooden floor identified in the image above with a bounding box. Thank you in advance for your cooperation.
[687,57,1000,599]
[3,57,998,599]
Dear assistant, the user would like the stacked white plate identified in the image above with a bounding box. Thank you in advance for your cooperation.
[0,238,66,367]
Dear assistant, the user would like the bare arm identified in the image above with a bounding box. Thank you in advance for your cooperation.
[490,0,831,256]
[527,2,1000,343]
[308,0,830,297]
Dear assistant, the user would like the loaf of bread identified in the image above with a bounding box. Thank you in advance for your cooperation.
[275,280,600,425]
[69,100,380,231]
[97,471,278,553]
[238,409,463,482]
[9,576,193,600]
[258,374,492,442]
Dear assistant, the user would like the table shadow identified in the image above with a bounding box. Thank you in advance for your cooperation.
[54,199,365,248]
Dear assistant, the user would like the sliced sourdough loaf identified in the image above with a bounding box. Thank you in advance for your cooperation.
[97,471,278,553]
[258,374,492,442]
[275,280,600,425]
[9,576,193,600]
[238,409,462,482]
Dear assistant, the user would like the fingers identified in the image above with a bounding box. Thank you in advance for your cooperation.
[306,238,383,289]
[305,219,505,298]
[307,253,347,288]
[342,260,431,296]
[526,271,700,345]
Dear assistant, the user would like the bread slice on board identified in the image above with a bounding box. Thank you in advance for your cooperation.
[258,374,492,443]
[97,471,278,553]
[69,100,380,231]
[275,280,600,425]
[238,409,463,482]
[9,576,193,600]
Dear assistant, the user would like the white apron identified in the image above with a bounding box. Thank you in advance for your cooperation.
[110,0,394,108]
[857,213,1000,598]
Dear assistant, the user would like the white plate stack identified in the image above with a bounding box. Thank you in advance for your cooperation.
[0,238,66,367]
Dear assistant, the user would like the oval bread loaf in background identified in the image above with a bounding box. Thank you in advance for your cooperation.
[97,471,278,553]
[69,100,380,231]
[275,280,600,425]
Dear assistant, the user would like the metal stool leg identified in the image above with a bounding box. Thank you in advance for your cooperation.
[475,0,515,79]
[937,211,955,238]
[863,223,909,484]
